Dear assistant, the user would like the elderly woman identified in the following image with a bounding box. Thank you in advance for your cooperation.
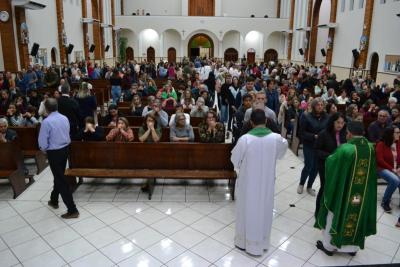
[190,97,209,118]
[170,112,194,142]
[138,113,162,142]
[199,110,225,143]
[105,117,134,142]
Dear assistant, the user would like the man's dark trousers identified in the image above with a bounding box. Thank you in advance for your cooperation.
[48,146,78,213]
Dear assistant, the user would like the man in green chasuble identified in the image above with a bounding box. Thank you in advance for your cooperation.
[315,121,377,256]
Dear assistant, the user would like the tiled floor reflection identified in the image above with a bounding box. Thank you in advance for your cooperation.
[0,151,399,266]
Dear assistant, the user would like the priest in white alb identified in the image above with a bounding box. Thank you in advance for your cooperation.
[231,109,288,256]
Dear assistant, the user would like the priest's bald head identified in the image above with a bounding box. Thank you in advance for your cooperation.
[250,109,267,127]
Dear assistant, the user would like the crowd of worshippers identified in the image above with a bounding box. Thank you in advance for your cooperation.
[2,58,400,218]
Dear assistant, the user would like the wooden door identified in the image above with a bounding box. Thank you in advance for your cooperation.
[224,48,238,63]
[147,47,155,63]
[126,47,134,62]
[370,53,379,81]
[247,52,255,64]
[168,47,176,63]
[189,0,214,16]
[264,49,278,63]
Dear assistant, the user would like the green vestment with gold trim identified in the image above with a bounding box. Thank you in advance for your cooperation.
[314,137,377,249]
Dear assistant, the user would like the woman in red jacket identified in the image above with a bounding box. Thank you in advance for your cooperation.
[376,127,400,213]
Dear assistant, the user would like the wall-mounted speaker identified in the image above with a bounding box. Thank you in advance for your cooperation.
[30,43,40,57]
[67,44,74,54]
[105,45,110,52]
[90,44,96,53]
[321,48,326,57]
[299,48,304,55]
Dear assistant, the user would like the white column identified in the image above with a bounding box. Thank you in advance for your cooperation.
[159,33,164,59]
[180,39,185,58]
[215,0,222,16]
[181,0,188,16]
[218,40,223,58]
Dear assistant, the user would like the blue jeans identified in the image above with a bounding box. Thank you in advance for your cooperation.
[300,144,318,188]
[378,169,400,204]
[111,85,121,104]
[220,105,228,124]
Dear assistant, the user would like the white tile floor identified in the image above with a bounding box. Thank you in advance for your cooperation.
[0,151,400,266]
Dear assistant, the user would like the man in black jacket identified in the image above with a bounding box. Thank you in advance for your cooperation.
[58,84,80,140]
[298,98,329,196]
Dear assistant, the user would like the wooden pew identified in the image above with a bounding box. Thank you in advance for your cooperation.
[0,143,28,198]
[65,142,236,199]
[9,126,48,175]
[100,126,201,142]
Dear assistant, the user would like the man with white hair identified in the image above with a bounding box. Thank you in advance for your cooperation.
[388,97,398,110]
[368,109,392,143]
[0,118,17,143]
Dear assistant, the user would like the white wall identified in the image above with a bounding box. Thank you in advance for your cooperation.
[315,0,330,63]
[292,0,308,61]
[123,0,182,16]
[63,0,84,62]
[265,32,286,59]
[331,0,364,68]
[221,0,276,17]
[163,30,181,57]
[244,31,264,58]
[120,29,138,57]
[367,0,400,72]
[222,31,240,54]
[25,0,59,66]
[102,0,114,59]
[139,29,160,57]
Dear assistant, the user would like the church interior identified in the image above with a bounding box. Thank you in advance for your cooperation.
[0,0,400,266]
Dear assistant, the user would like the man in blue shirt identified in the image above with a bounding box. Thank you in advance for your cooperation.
[38,98,79,219]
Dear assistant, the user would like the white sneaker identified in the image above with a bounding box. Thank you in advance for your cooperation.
[307,188,316,196]
[297,185,304,194]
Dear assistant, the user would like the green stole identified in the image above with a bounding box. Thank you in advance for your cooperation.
[248,127,272,137]
[315,137,377,249]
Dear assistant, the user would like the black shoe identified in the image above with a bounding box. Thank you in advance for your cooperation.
[61,211,80,219]
[141,184,149,192]
[381,202,392,213]
[348,252,357,256]
[48,201,59,209]
[316,240,334,256]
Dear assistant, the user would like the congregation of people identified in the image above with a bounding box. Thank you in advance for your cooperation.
[2,56,400,256]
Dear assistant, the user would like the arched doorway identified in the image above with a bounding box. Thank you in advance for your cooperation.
[168,47,176,63]
[51,47,57,65]
[224,48,238,63]
[126,47,134,62]
[370,52,379,81]
[247,48,256,64]
[147,47,155,63]
[264,49,278,64]
[188,33,214,61]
